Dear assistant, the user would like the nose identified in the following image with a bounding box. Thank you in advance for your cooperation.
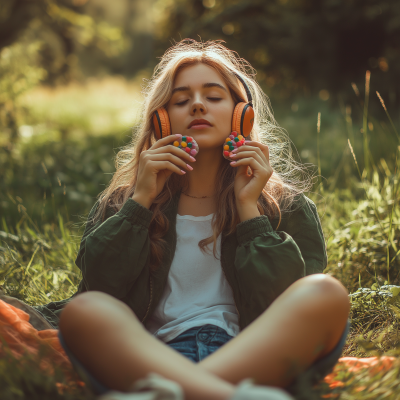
[190,94,207,115]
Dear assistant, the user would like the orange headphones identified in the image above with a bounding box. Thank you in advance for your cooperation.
[153,73,255,140]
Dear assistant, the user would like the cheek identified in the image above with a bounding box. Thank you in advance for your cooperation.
[215,104,234,132]
[168,108,186,132]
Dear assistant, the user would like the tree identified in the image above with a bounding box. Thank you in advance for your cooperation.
[154,0,400,102]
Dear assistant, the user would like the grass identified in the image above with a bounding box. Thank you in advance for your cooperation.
[19,76,144,139]
[1,76,400,399]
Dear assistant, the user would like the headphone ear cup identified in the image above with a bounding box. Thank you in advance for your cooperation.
[153,108,171,140]
[232,103,255,138]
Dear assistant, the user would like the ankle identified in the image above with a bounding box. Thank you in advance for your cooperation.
[215,386,235,400]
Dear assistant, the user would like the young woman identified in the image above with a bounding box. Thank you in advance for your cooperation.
[57,40,350,400]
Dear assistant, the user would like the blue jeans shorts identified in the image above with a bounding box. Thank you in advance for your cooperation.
[58,320,350,395]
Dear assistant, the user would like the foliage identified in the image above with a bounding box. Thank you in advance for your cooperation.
[154,0,400,102]
[0,0,126,83]
[315,166,400,293]
[0,39,47,154]
[0,0,127,172]
[0,132,128,225]
[0,76,144,225]
[20,76,143,138]
[347,286,400,357]
[0,216,81,306]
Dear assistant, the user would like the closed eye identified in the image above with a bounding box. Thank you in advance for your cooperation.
[175,100,189,106]
[175,97,222,106]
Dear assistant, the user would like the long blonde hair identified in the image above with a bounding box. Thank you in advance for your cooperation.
[95,39,313,271]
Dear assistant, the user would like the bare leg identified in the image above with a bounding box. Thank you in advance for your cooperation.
[198,274,350,388]
[59,291,235,400]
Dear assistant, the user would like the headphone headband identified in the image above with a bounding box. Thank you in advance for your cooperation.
[153,70,255,140]
[233,72,253,105]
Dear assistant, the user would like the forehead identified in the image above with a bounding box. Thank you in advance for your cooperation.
[173,63,227,89]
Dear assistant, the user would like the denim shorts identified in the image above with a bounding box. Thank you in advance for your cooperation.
[58,320,350,395]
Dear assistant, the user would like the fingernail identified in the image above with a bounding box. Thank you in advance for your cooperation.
[186,164,193,170]
[230,154,237,157]
[180,169,186,174]
[176,134,182,138]
[189,156,196,162]
[244,140,251,144]
[232,149,238,153]
[230,161,236,165]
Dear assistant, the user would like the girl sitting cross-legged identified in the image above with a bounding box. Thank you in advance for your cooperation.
[56,39,350,400]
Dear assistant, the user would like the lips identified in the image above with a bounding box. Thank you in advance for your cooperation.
[188,119,212,129]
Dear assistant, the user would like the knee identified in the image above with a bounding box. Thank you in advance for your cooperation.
[293,274,350,318]
[291,274,350,316]
[59,291,135,339]
[306,274,349,300]
[59,291,107,336]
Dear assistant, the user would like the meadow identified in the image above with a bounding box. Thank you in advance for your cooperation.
[0,76,400,399]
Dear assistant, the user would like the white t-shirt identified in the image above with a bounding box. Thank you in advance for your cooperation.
[144,213,240,343]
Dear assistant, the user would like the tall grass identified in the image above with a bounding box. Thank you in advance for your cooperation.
[0,213,81,305]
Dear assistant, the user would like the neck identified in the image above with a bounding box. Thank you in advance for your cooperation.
[184,148,222,198]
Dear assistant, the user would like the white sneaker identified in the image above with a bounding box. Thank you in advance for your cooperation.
[97,374,294,400]
[230,378,295,400]
[97,373,184,400]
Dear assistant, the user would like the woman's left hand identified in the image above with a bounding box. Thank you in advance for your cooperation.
[230,141,273,205]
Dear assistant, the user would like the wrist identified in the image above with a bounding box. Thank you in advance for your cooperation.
[236,203,260,222]
[131,193,153,209]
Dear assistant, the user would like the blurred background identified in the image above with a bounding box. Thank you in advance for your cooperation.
[1,0,399,225]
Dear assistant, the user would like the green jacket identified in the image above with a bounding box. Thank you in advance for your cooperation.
[35,189,327,329]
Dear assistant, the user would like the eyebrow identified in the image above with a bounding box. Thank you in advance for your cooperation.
[171,83,228,95]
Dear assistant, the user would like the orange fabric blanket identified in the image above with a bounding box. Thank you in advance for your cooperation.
[0,298,83,392]
[0,299,397,394]
[324,356,396,388]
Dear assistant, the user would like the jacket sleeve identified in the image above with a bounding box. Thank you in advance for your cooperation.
[75,198,153,299]
[234,194,327,309]
[283,195,327,275]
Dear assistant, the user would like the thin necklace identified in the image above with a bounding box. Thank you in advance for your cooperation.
[182,192,215,199]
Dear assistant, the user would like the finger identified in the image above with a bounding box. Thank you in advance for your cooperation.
[147,159,187,175]
[149,142,196,163]
[151,134,182,150]
[238,142,270,163]
[230,150,267,168]
[230,157,271,178]
[148,152,193,172]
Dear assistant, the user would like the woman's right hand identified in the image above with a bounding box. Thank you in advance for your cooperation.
[132,134,195,208]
